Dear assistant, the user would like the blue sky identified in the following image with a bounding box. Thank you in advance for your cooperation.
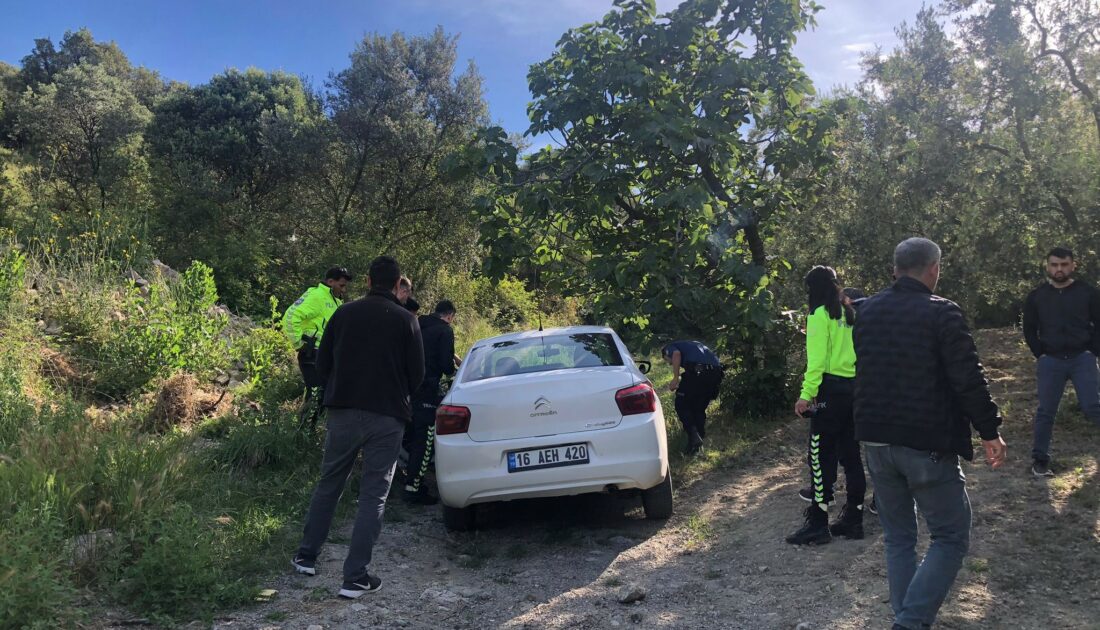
[1,0,927,139]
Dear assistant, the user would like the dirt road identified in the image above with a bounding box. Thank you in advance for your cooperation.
[216,330,1099,630]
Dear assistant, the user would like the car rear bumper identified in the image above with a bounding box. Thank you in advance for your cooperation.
[435,412,668,508]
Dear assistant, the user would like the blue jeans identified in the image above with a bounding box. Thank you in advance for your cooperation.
[297,408,405,582]
[865,445,971,630]
[1032,351,1100,464]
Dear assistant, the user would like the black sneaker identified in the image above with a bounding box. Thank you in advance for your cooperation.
[868,494,878,515]
[402,488,439,505]
[339,573,382,598]
[291,555,316,576]
[1032,460,1055,478]
[798,487,813,502]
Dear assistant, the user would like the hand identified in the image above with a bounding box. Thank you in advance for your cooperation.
[668,378,679,392]
[794,398,811,418]
[453,354,463,367]
[982,436,1007,469]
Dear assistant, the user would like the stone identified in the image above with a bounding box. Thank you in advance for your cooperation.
[452,585,483,598]
[796,623,814,630]
[255,588,278,602]
[350,603,368,612]
[421,586,464,606]
[228,379,244,389]
[618,586,646,604]
[214,372,231,386]
[630,612,644,624]
[307,625,323,630]
[44,322,63,335]
[152,259,181,281]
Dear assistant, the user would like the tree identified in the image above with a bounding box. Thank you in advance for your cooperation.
[320,28,488,288]
[778,2,1100,325]
[146,69,328,312]
[17,63,151,216]
[455,0,837,397]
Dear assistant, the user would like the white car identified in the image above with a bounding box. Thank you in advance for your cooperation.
[433,326,672,531]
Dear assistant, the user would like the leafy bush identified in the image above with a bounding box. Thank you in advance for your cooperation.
[0,244,26,310]
[216,407,320,472]
[112,511,254,619]
[91,261,231,398]
[0,512,78,629]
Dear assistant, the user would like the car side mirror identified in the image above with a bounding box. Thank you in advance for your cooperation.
[637,360,651,374]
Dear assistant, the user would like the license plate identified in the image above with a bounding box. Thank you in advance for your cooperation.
[507,443,590,472]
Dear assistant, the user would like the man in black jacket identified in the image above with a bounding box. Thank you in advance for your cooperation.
[1022,247,1100,477]
[854,237,1006,630]
[403,300,459,504]
[291,256,425,599]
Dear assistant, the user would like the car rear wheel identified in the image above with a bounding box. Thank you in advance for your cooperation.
[442,504,476,531]
[641,472,674,519]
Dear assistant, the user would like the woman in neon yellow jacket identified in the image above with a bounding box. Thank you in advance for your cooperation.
[786,266,867,546]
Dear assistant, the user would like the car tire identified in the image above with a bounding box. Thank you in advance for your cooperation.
[442,504,476,531]
[641,472,673,519]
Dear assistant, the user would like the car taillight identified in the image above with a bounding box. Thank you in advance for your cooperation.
[436,405,471,435]
[615,382,656,415]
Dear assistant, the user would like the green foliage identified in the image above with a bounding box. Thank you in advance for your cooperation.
[453,0,835,409]
[78,261,229,398]
[0,511,78,629]
[0,244,26,308]
[216,407,320,473]
[776,3,1100,325]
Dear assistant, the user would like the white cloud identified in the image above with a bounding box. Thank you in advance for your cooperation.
[842,42,875,52]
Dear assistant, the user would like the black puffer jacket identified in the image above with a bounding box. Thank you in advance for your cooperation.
[853,277,1002,460]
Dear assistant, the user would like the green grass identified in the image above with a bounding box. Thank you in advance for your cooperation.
[645,358,786,485]
[967,558,990,574]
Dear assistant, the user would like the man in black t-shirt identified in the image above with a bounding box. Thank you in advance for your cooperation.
[661,340,723,455]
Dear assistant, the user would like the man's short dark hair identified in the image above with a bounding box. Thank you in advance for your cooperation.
[325,266,353,281]
[368,256,401,291]
[842,287,866,301]
[434,300,456,316]
[1047,247,1074,261]
[405,297,420,313]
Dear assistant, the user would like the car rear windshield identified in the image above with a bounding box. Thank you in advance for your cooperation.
[462,332,624,382]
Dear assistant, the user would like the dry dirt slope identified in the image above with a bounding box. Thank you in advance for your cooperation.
[189,329,1098,630]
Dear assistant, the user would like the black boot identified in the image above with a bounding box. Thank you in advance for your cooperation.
[683,428,703,455]
[785,504,831,545]
[829,503,865,540]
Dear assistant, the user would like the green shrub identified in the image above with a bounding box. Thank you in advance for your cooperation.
[112,510,254,619]
[0,245,26,310]
[0,511,78,629]
[92,261,231,399]
[217,407,319,472]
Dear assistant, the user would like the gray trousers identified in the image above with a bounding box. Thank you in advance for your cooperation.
[297,408,405,582]
[865,444,972,630]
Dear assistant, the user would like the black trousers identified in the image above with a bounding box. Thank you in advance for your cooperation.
[297,346,326,429]
[807,375,866,507]
[674,368,723,440]
[405,380,441,492]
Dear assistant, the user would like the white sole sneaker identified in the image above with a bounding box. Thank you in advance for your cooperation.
[291,558,316,576]
[339,583,382,599]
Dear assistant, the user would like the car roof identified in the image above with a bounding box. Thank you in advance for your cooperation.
[470,325,618,347]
